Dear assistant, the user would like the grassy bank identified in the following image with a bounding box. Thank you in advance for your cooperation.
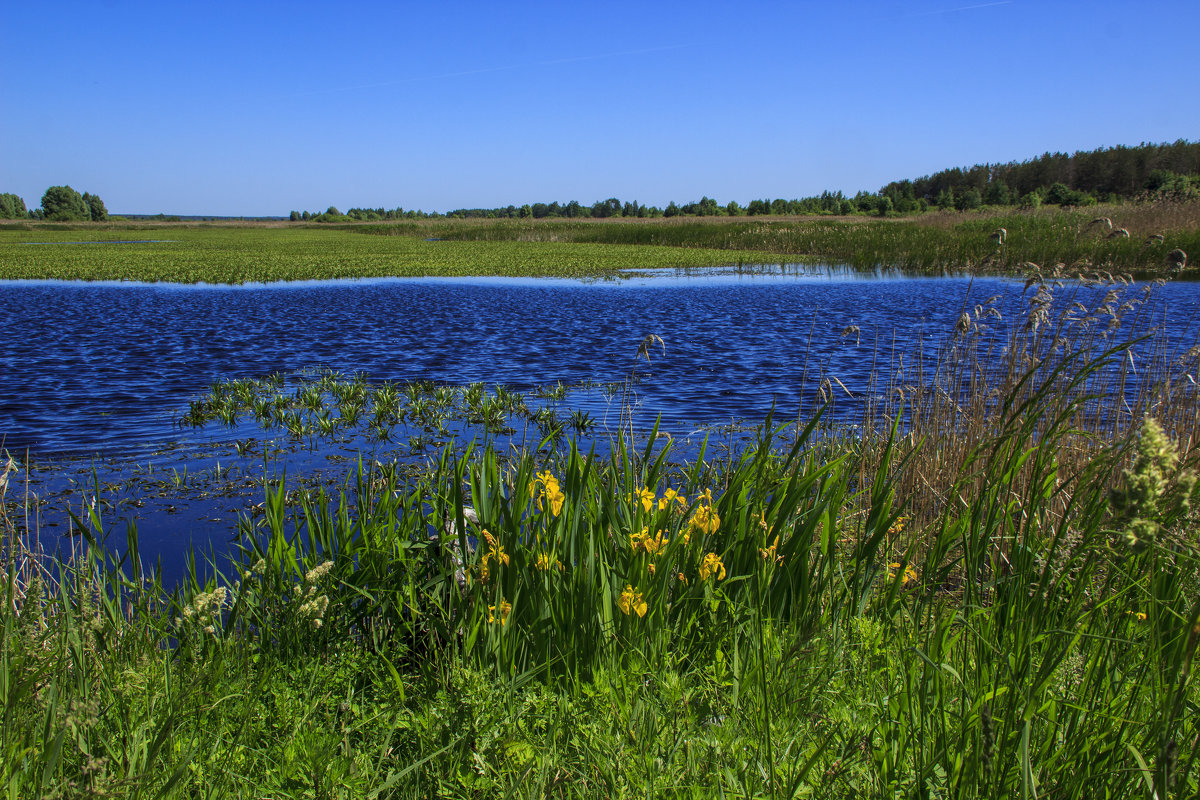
[372,200,1199,277]
[1,199,1195,283]
[5,300,1200,796]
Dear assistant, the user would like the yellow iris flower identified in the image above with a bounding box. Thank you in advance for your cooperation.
[760,535,782,564]
[478,530,509,582]
[643,531,668,557]
[631,487,655,514]
[618,584,647,617]
[699,553,726,582]
[887,562,918,585]
[488,598,512,625]
[535,551,563,572]
[688,505,720,537]
[629,527,668,556]
[658,488,686,512]
[531,471,565,516]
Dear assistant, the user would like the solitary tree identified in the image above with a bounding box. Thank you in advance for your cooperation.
[41,185,90,221]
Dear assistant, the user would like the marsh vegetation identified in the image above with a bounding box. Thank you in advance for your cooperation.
[0,199,1194,285]
[4,261,1200,796]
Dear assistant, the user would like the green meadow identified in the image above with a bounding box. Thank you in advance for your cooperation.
[0,225,775,283]
[382,201,1198,277]
[0,198,1195,283]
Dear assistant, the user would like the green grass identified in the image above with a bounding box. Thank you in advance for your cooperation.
[379,201,1199,277]
[4,353,1199,795]
[0,225,776,283]
[2,198,1195,283]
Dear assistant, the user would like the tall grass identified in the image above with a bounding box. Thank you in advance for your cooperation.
[381,200,1200,277]
[2,200,1195,284]
[832,277,1200,529]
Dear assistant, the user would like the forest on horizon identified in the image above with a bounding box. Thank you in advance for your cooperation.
[291,139,1200,223]
[3,140,1197,223]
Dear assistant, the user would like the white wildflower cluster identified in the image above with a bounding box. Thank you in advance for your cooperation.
[297,560,333,629]
[178,586,228,636]
[1111,419,1197,552]
[305,560,333,583]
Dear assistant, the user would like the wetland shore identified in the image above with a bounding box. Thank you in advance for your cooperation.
[1,200,1196,283]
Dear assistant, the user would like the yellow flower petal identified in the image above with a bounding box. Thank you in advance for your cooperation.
[699,553,726,582]
[618,584,647,618]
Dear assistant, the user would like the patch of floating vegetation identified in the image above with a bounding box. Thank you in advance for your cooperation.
[18,239,178,245]
[0,226,777,282]
[178,368,623,450]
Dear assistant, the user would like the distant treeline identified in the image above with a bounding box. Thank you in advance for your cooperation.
[879,139,1200,213]
[289,193,858,223]
[6,142,1197,225]
[290,139,1200,223]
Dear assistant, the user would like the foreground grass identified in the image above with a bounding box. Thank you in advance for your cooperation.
[4,367,1199,796]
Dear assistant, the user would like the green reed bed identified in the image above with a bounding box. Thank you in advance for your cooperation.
[821,276,1200,533]
[382,201,1199,277]
[2,200,1195,284]
[0,226,774,283]
[4,335,1200,797]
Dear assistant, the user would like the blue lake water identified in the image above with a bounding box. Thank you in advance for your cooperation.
[8,265,1197,458]
[2,265,1198,581]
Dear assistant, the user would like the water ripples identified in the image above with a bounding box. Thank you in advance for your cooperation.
[3,270,1198,459]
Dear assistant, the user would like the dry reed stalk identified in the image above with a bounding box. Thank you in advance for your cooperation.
[836,280,1199,544]
[1,455,57,624]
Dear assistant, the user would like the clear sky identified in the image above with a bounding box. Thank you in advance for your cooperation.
[3,0,1197,216]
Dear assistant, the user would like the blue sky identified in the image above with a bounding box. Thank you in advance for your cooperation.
[3,0,1197,216]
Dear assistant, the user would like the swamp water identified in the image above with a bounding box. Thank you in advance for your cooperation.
[3,265,1198,583]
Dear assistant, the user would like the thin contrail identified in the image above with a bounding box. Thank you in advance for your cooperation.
[293,43,691,97]
[533,43,690,67]
[906,1,1013,17]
